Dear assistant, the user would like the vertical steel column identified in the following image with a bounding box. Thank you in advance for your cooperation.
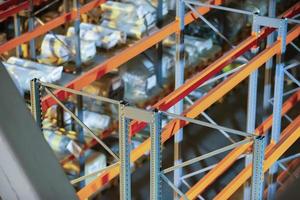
[267,62,285,200]
[64,0,70,31]
[74,0,83,186]
[267,19,287,200]
[13,11,22,57]
[150,109,162,200]
[244,22,260,200]
[155,0,163,86]
[30,79,42,128]
[73,0,82,73]
[251,136,266,200]
[28,0,36,59]
[119,102,131,200]
[174,0,185,194]
[76,95,85,188]
[262,0,276,120]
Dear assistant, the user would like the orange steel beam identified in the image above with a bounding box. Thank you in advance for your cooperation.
[183,90,300,199]
[129,1,300,134]
[0,0,18,10]
[277,158,300,183]
[77,25,300,199]
[0,1,29,20]
[0,0,107,54]
[214,116,300,200]
[262,158,300,198]
[40,0,224,111]
[60,2,300,165]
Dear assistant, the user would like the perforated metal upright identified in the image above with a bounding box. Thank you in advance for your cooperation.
[119,102,131,200]
[150,110,162,200]
[251,136,266,200]
[30,78,42,128]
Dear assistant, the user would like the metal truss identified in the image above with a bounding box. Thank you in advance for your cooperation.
[76,3,300,199]
[214,116,300,200]
[148,110,265,200]
[7,0,298,199]
[30,79,121,190]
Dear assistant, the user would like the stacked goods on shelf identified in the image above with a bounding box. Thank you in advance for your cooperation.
[185,12,224,45]
[83,150,107,185]
[0,33,6,45]
[82,72,124,120]
[163,35,214,72]
[224,0,267,42]
[43,129,81,159]
[3,57,63,94]
[44,103,111,144]
[185,0,267,45]
[38,34,96,65]
[7,57,63,82]
[66,23,127,50]
[62,149,107,184]
[120,54,160,105]
[100,0,168,39]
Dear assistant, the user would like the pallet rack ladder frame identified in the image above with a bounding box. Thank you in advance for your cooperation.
[120,105,158,200]
[256,15,288,200]
[30,80,123,186]
[244,15,262,200]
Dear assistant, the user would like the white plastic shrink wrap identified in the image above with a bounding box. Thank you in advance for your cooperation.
[7,57,63,82]
[3,62,47,93]
[67,23,126,49]
[100,0,168,39]
[39,34,96,65]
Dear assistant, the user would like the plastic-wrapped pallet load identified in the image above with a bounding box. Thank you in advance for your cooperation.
[43,129,82,159]
[66,23,126,49]
[148,0,168,16]
[3,62,48,94]
[120,54,158,103]
[38,34,96,65]
[163,35,213,69]
[100,0,158,39]
[61,150,107,187]
[84,150,107,185]
[7,57,63,82]
[244,0,267,24]
[161,53,175,80]
[82,72,124,119]
[45,105,111,138]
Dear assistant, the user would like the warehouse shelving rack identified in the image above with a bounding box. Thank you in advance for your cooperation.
[1,0,300,199]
